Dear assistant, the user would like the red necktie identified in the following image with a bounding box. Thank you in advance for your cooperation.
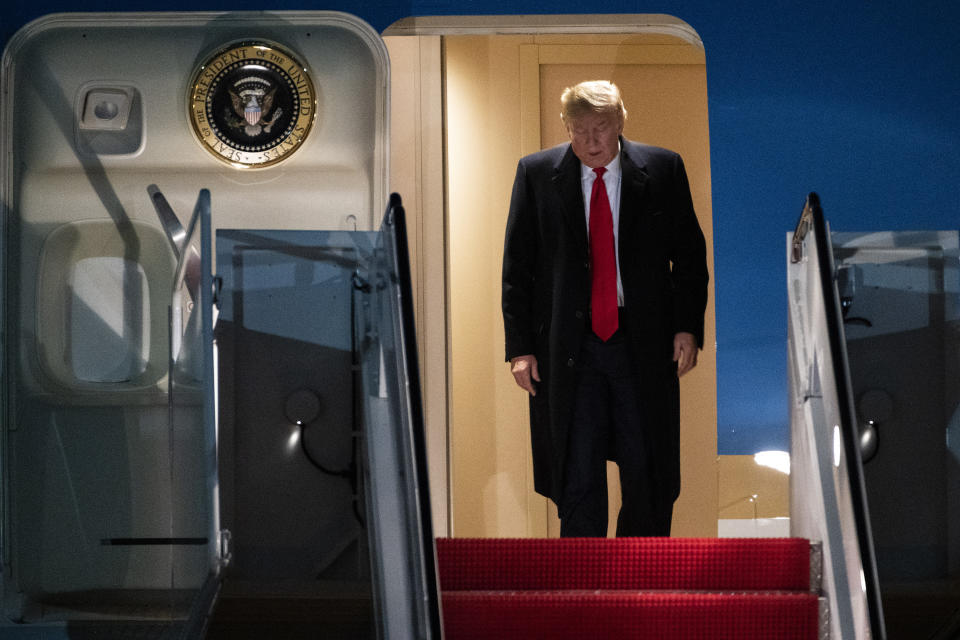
[589,167,618,341]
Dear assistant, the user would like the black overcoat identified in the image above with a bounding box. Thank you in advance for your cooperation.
[501,137,709,508]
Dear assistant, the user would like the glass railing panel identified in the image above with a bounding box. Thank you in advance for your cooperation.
[210,194,441,638]
[212,226,378,638]
[833,230,960,638]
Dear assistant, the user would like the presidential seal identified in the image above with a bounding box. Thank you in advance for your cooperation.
[189,41,316,169]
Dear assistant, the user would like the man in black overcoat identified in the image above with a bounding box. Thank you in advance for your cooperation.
[502,80,709,537]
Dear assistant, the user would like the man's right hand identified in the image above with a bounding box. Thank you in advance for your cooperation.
[510,354,540,396]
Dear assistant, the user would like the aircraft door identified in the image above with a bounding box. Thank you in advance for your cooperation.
[439,29,716,538]
[0,10,389,634]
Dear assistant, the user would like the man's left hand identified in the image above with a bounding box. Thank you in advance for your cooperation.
[673,332,699,377]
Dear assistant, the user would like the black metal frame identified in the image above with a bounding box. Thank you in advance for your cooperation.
[792,192,886,639]
[379,192,443,637]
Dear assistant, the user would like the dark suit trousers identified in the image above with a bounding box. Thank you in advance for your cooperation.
[559,321,673,537]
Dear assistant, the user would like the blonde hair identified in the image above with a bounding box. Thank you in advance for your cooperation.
[560,80,627,123]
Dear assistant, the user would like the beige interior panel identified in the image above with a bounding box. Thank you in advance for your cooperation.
[384,34,450,536]
[445,35,543,537]
[718,454,790,519]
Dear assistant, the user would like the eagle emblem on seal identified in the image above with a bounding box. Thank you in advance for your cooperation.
[227,78,282,136]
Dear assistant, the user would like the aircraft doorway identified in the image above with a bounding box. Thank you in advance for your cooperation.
[385,15,717,538]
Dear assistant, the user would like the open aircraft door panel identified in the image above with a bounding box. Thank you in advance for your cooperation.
[0,12,443,636]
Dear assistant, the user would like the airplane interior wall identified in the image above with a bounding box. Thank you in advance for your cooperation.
[2,1,958,459]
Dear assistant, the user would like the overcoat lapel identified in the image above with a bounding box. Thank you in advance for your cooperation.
[552,146,588,256]
[618,144,650,240]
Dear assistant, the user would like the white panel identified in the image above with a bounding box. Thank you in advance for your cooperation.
[68,256,150,382]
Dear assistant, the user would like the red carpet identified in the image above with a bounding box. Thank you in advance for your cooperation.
[437,537,819,639]
[437,537,811,591]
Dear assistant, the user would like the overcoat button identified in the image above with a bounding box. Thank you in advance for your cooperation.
[567,358,575,367]
[575,310,583,319]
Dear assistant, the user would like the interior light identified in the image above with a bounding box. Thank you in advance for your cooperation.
[286,427,301,453]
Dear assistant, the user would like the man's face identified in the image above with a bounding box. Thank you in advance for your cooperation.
[566,111,623,169]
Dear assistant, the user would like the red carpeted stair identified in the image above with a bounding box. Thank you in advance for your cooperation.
[437,537,821,639]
